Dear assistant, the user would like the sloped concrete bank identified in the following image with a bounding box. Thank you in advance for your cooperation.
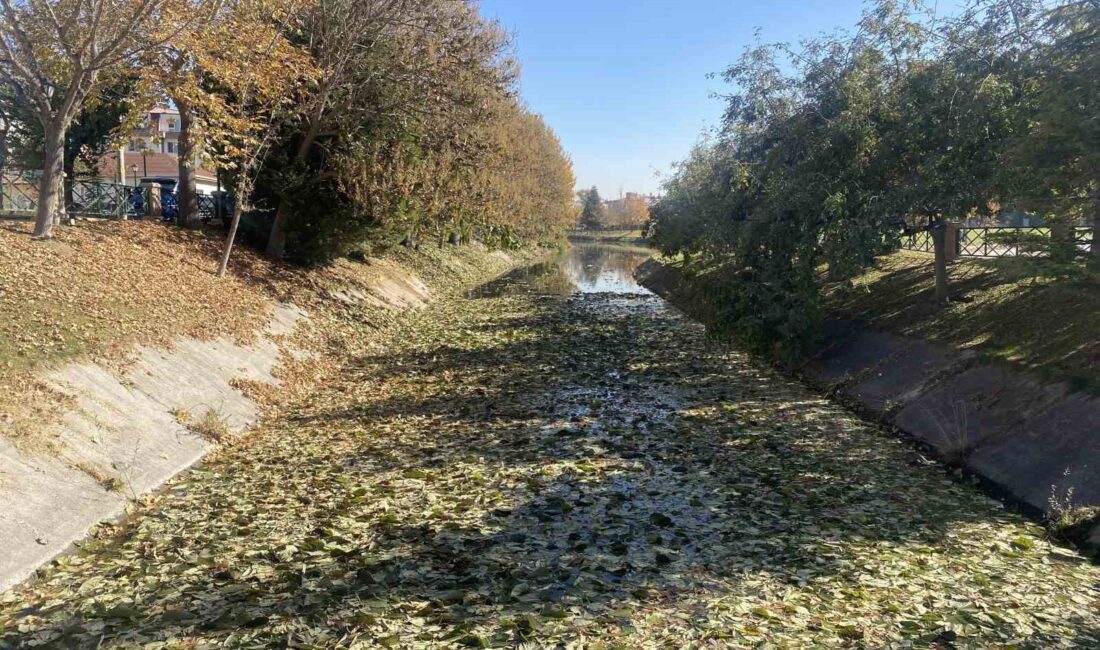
[0,245,530,592]
[635,258,1100,548]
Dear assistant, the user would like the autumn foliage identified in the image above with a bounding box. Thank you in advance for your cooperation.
[0,0,577,264]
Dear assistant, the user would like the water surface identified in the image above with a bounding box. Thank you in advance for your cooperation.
[562,243,652,294]
[469,242,652,298]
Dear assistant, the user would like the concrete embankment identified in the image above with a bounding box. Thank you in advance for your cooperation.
[636,258,1100,549]
[0,244,531,592]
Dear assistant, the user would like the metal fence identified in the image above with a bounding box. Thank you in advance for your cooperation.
[900,224,1095,259]
[2,172,144,219]
[196,194,222,223]
[900,230,934,253]
[68,178,145,219]
[0,170,40,214]
[1072,227,1094,255]
[958,226,1049,258]
[2,171,233,224]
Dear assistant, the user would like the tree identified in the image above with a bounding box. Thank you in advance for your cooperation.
[261,0,409,258]
[202,0,316,276]
[999,0,1100,268]
[262,0,574,263]
[135,0,227,227]
[647,0,1086,358]
[0,0,181,238]
[579,187,605,230]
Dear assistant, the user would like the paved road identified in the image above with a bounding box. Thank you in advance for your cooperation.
[2,249,1098,648]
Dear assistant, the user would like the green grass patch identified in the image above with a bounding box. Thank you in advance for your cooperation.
[827,251,1100,392]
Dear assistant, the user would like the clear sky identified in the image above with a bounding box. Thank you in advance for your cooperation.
[477,0,870,197]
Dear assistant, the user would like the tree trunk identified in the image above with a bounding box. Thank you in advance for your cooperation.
[931,220,949,304]
[0,128,9,176]
[63,134,77,215]
[1090,190,1100,271]
[217,199,244,277]
[32,125,65,239]
[1049,219,1074,263]
[265,110,325,259]
[265,200,291,258]
[175,100,198,227]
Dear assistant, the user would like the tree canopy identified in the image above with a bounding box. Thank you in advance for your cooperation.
[0,0,577,265]
[649,0,1099,360]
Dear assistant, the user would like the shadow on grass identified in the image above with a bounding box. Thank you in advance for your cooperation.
[830,253,1100,392]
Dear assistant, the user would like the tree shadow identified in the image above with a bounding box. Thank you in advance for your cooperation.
[4,289,1097,648]
[829,254,1100,392]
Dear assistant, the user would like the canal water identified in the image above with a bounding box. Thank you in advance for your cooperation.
[469,242,652,298]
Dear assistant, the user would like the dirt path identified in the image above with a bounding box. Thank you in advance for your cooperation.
[2,270,1098,648]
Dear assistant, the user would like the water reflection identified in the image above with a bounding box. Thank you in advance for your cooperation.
[468,243,652,298]
[562,243,652,294]
[467,259,576,298]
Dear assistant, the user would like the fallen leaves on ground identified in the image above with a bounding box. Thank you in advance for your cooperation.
[1,254,1097,649]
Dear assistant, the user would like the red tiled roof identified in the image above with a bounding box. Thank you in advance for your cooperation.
[97,151,217,184]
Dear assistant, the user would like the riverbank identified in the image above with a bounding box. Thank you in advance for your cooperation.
[566,228,647,244]
[4,245,1097,647]
[0,220,542,592]
[826,250,1100,393]
[635,256,1100,551]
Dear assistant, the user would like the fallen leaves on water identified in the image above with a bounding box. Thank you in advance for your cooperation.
[1,260,1098,649]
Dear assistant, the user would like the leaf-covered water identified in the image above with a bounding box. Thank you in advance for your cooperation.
[2,247,1098,648]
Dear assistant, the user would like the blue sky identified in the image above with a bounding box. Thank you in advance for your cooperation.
[478,0,870,196]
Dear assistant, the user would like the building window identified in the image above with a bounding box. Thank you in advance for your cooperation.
[167,117,178,131]
[128,139,141,152]
[166,141,177,154]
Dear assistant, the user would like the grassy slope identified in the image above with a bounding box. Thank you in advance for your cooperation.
[0,221,536,447]
[826,251,1100,391]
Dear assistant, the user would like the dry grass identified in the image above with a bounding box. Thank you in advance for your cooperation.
[0,220,539,450]
[0,221,278,449]
[172,407,233,443]
[73,462,124,493]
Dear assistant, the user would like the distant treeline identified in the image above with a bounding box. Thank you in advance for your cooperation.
[649,0,1098,360]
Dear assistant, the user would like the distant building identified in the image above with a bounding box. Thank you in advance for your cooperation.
[96,105,218,194]
[603,192,657,213]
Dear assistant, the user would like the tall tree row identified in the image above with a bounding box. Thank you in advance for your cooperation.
[0,0,577,265]
[650,0,1099,360]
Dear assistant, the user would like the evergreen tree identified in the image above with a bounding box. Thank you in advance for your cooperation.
[580,186,605,230]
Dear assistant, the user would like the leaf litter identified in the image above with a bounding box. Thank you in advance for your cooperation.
[1,255,1098,649]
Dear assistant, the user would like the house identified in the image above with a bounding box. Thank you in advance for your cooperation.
[97,151,219,195]
[126,105,182,156]
[96,105,219,195]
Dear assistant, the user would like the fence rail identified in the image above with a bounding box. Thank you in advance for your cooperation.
[900,230,934,253]
[3,172,145,219]
[1072,226,1094,254]
[68,179,145,219]
[958,226,1049,258]
[900,224,1095,259]
[0,170,40,214]
[2,171,232,223]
